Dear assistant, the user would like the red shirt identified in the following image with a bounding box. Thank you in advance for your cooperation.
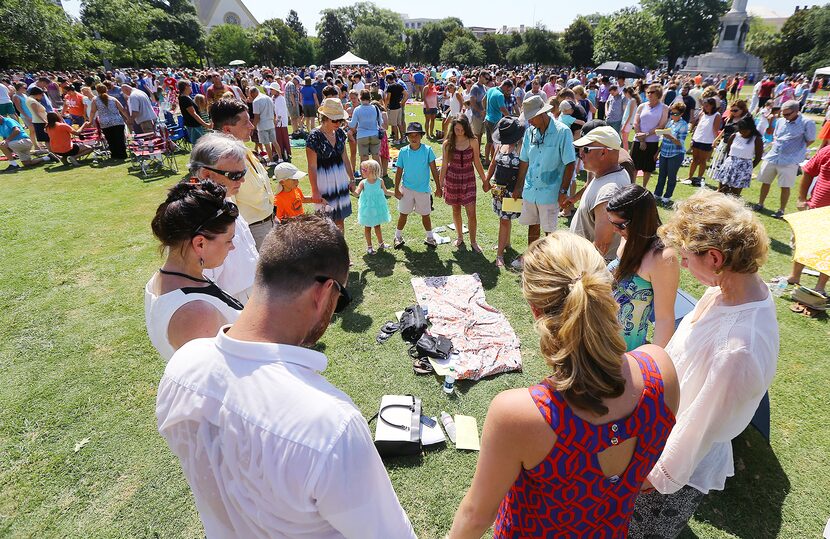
[759,80,776,99]
[802,145,830,209]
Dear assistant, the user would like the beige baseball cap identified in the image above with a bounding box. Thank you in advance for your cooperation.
[572,126,622,151]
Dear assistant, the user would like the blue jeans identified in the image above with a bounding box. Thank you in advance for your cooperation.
[654,153,683,198]
[608,120,622,134]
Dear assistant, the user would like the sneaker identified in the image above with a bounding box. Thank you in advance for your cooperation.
[510,258,524,271]
[772,209,785,219]
[67,156,81,166]
[367,246,375,255]
[6,162,21,170]
[393,237,405,249]
[751,203,764,212]
[378,242,391,251]
[424,236,438,247]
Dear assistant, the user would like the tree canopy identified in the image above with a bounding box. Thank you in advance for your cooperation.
[642,0,728,70]
[563,17,594,67]
[439,36,485,66]
[593,7,667,68]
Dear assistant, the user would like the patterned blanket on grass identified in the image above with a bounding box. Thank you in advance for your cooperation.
[411,274,522,380]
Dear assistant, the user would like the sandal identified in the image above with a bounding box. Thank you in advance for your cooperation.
[453,239,465,248]
[376,321,400,344]
[470,243,483,253]
[495,256,505,268]
[378,242,391,251]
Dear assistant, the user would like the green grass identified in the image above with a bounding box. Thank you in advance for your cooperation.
[0,104,828,539]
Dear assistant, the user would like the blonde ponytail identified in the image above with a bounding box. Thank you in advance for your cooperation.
[522,232,627,416]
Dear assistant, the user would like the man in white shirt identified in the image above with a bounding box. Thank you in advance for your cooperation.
[251,87,280,166]
[121,84,157,134]
[157,214,416,538]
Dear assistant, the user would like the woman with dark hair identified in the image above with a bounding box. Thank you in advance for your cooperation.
[606,185,680,351]
[89,82,130,159]
[706,99,749,181]
[687,97,721,186]
[448,231,679,538]
[44,111,94,165]
[145,180,243,362]
[713,115,764,198]
[440,113,488,251]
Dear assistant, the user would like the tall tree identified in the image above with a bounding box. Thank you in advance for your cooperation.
[746,7,820,73]
[207,24,252,66]
[523,27,568,67]
[642,0,729,70]
[82,0,164,65]
[414,18,464,64]
[147,0,206,63]
[562,17,594,67]
[439,36,485,66]
[593,7,666,67]
[351,25,396,65]
[285,9,306,38]
[794,5,830,72]
[320,2,403,39]
[480,34,504,65]
[316,11,350,63]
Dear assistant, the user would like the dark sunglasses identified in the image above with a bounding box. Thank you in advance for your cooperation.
[192,201,239,236]
[316,276,351,313]
[608,216,631,230]
[729,108,740,113]
[203,166,246,182]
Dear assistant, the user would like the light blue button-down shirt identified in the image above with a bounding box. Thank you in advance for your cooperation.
[519,114,576,205]
[764,114,816,166]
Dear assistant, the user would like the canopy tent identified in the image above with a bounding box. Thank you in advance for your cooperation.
[228,60,246,66]
[330,51,368,66]
[814,66,830,76]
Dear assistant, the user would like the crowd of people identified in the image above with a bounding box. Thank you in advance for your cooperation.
[3,62,828,537]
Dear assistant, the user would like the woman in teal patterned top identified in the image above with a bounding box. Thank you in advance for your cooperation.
[606,185,680,350]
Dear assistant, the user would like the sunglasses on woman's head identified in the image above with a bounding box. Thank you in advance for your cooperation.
[608,216,631,230]
[203,166,246,181]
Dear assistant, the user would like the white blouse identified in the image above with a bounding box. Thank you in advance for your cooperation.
[648,286,779,495]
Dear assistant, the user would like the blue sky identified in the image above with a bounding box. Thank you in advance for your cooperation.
[62,0,803,33]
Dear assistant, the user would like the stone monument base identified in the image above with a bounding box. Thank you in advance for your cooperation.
[681,51,763,77]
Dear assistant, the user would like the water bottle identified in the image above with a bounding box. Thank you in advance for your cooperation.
[441,411,457,444]
[443,366,455,394]
[770,279,788,297]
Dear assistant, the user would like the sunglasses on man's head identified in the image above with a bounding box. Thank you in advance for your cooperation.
[203,166,246,182]
[315,276,351,313]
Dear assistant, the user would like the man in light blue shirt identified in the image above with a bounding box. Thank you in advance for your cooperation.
[755,100,816,218]
[483,79,513,164]
[512,96,576,269]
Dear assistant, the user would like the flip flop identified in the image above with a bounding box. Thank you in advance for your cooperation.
[376,321,400,344]
[412,358,434,375]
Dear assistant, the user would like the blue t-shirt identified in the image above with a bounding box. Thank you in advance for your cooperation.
[312,81,327,101]
[485,87,505,124]
[300,85,317,106]
[349,104,382,139]
[0,117,29,141]
[413,72,426,85]
[397,144,436,193]
[519,114,576,204]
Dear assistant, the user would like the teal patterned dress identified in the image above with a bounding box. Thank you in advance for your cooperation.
[608,259,655,352]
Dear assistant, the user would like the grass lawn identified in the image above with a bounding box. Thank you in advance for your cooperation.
[1,102,828,539]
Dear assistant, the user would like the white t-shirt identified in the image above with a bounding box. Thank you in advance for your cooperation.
[157,327,417,538]
[352,80,365,92]
[649,287,778,495]
[128,89,156,124]
[273,95,289,127]
[0,84,11,104]
[252,94,276,131]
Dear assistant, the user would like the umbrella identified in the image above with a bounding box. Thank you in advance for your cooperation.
[783,206,830,276]
[442,68,460,80]
[594,61,645,80]
[228,60,246,66]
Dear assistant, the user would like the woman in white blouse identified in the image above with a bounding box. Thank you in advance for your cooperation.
[629,190,779,538]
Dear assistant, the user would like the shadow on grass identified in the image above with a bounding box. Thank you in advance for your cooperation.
[363,250,396,278]
[691,427,790,538]
[769,237,793,257]
[450,246,499,290]
[336,269,374,333]
[401,245,453,278]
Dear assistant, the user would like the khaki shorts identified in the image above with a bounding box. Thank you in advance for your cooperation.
[387,108,402,128]
[398,186,432,216]
[7,138,33,161]
[357,135,380,157]
[757,161,798,189]
[258,128,277,144]
[484,120,497,145]
[470,115,484,137]
[519,200,559,233]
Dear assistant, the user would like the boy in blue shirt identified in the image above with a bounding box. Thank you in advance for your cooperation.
[393,122,442,248]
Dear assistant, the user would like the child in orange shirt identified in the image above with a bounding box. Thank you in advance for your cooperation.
[273,162,323,221]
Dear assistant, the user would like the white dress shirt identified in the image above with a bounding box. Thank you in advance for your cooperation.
[648,286,779,495]
[202,214,258,305]
[156,327,416,539]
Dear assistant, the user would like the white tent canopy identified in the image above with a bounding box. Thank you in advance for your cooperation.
[815,66,830,76]
[330,51,368,66]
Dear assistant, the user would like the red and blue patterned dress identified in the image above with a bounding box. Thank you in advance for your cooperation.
[494,351,676,538]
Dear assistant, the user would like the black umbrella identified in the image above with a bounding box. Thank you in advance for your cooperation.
[594,61,645,80]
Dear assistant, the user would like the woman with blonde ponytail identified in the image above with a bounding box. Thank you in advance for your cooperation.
[449,231,679,539]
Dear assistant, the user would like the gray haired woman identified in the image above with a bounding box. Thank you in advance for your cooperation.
[188,132,259,304]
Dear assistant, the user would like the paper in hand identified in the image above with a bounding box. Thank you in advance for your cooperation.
[454,415,480,451]
[501,197,523,213]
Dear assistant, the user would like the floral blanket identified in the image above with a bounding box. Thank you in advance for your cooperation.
[411,274,522,380]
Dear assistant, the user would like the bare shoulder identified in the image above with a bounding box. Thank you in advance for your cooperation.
[487,388,550,438]
[635,344,680,414]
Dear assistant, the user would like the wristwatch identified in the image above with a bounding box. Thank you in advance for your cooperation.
[559,187,569,195]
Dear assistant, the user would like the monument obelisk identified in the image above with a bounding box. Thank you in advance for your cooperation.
[681,0,763,76]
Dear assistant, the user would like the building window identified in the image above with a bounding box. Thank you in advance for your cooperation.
[224,12,241,25]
